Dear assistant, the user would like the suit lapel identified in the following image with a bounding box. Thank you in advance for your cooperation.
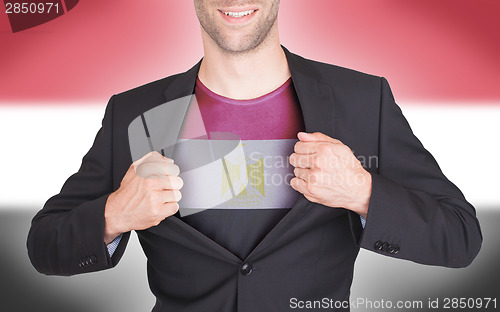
[246,47,337,257]
[283,46,336,136]
[146,60,246,262]
[153,47,337,261]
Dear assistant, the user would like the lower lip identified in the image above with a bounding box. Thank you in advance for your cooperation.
[218,10,258,24]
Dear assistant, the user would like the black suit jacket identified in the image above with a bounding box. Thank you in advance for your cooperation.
[27,46,482,312]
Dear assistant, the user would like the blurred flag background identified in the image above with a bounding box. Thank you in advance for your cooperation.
[0,1,498,311]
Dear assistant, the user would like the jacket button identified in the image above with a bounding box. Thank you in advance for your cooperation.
[387,244,395,254]
[79,259,87,268]
[89,256,97,265]
[381,242,389,252]
[240,263,253,276]
[393,245,400,254]
[374,241,383,250]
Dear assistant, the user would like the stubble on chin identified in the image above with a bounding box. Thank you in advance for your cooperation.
[195,1,280,55]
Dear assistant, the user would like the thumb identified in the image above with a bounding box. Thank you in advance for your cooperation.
[297,132,340,143]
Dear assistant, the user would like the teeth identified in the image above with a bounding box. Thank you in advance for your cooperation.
[222,10,255,18]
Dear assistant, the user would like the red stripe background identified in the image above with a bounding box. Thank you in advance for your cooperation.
[0,0,499,104]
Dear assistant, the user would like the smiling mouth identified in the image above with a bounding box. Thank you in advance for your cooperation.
[219,9,257,18]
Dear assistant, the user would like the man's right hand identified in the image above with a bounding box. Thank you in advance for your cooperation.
[103,151,183,244]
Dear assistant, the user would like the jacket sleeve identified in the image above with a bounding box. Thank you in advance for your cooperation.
[27,96,131,276]
[355,77,482,268]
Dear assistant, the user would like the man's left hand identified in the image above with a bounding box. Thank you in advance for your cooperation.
[289,132,372,219]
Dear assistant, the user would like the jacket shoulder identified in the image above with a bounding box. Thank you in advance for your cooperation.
[291,52,383,88]
[113,73,182,103]
[108,70,194,125]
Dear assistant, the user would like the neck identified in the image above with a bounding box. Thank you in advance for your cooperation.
[198,25,291,100]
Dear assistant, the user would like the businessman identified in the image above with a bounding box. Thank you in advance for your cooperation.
[27,0,482,311]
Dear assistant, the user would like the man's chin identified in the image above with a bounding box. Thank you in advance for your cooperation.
[216,36,266,55]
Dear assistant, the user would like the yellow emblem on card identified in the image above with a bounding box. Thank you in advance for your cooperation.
[222,147,265,207]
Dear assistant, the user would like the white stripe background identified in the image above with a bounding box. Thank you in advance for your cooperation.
[1,103,499,210]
